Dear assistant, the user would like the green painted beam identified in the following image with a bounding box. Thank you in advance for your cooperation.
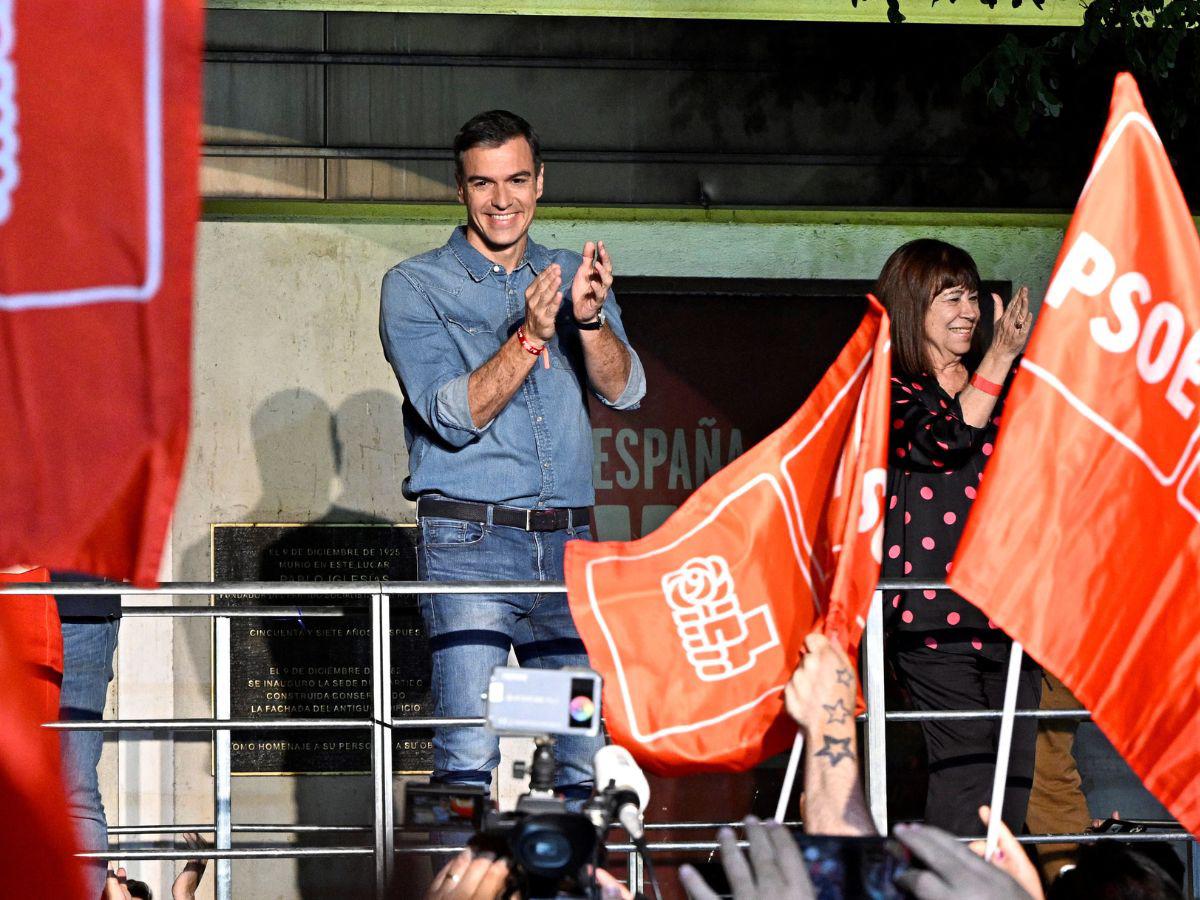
[204,0,1088,27]
[202,199,1076,227]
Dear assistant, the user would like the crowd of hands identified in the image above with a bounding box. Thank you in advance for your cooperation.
[425,634,1048,900]
[426,809,1039,900]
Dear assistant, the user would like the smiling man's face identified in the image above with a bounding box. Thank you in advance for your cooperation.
[457,136,543,264]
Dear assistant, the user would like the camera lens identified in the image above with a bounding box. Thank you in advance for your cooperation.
[517,829,572,869]
[510,813,596,878]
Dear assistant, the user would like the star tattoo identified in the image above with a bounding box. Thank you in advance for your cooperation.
[835,667,854,687]
[814,735,854,768]
[822,698,852,726]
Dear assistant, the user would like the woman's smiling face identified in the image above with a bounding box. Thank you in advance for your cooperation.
[924,284,980,367]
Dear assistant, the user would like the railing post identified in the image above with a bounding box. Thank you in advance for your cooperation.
[1189,838,1199,899]
[863,590,888,835]
[371,586,395,898]
[627,846,643,895]
[214,613,233,900]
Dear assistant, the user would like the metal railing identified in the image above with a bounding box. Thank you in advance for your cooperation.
[4,579,1196,899]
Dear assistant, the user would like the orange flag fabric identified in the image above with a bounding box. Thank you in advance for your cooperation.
[949,74,1200,836]
[0,1,203,585]
[565,299,891,773]
[0,568,86,898]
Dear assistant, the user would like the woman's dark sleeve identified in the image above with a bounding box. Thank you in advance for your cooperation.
[889,376,986,471]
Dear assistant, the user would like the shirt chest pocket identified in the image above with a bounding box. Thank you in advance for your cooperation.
[441,313,506,368]
[443,313,495,337]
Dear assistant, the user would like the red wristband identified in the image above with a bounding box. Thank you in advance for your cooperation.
[516,326,544,356]
[970,373,1003,397]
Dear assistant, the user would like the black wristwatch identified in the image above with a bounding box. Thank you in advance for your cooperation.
[576,308,606,331]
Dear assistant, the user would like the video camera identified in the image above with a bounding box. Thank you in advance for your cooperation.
[407,666,651,900]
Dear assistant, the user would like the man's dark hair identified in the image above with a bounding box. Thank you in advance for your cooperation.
[126,878,154,900]
[453,110,541,183]
[1048,842,1182,900]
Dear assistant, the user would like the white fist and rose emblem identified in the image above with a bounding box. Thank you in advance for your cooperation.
[660,556,780,682]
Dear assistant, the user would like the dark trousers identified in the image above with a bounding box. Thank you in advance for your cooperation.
[892,645,1042,836]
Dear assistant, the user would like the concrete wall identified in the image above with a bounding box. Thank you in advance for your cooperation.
[107,210,1067,899]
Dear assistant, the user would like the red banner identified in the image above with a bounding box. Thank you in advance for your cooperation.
[0,568,85,898]
[565,299,890,773]
[950,74,1200,836]
[0,1,202,585]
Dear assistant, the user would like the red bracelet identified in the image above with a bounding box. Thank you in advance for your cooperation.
[516,326,544,356]
[970,373,1003,397]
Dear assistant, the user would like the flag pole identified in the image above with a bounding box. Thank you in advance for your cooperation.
[985,641,1024,860]
[774,732,805,822]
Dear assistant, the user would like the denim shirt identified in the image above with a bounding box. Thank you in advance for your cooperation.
[380,227,646,508]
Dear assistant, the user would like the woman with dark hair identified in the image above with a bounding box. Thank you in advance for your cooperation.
[875,238,1042,836]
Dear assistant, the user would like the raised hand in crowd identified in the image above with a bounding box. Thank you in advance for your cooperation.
[968,806,1045,900]
[171,831,211,900]
[894,821,1038,900]
[425,848,512,900]
[103,868,134,900]
[679,816,815,900]
[784,632,876,835]
[424,848,632,900]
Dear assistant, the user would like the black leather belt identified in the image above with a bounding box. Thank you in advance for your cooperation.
[417,497,590,532]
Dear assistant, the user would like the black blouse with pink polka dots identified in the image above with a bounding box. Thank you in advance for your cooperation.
[882,371,1012,661]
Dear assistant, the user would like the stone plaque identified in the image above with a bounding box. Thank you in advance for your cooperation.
[212,523,433,774]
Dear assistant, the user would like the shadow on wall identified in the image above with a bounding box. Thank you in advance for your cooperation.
[181,387,418,898]
[181,386,410,579]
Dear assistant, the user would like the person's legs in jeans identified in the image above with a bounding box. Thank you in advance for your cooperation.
[512,525,605,800]
[60,617,120,899]
[418,517,533,787]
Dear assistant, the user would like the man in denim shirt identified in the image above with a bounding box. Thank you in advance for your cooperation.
[379,110,645,799]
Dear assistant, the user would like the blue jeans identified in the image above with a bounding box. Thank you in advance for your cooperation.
[60,618,120,898]
[417,517,604,798]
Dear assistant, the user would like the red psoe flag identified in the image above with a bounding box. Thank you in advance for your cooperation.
[949,74,1200,836]
[0,569,86,899]
[0,1,202,585]
[565,299,891,773]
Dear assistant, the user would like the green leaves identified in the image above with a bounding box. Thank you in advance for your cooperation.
[879,0,1200,140]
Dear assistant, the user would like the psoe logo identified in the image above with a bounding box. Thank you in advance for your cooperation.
[661,555,780,682]
[0,0,17,225]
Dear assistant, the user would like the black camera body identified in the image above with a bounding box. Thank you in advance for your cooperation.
[473,738,607,900]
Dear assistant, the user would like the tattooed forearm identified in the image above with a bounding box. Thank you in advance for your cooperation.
[814,735,854,767]
[822,698,852,726]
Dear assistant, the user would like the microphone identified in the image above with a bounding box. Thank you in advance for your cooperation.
[592,745,650,839]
